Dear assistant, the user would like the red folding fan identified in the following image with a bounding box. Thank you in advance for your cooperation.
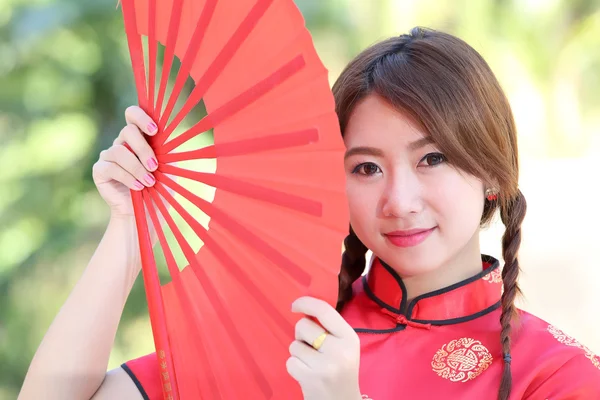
[119,0,348,398]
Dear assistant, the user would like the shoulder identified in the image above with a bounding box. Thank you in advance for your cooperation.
[515,310,597,362]
[121,352,163,400]
[514,310,600,399]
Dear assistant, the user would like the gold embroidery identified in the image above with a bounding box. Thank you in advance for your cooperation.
[158,349,174,395]
[482,267,502,283]
[547,325,582,347]
[432,338,493,382]
[547,325,600,371]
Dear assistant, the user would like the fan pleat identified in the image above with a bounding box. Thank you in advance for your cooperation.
[156,0,218,132]
[156,166,321,216]
[158,128,319,163]
[147,188,277,398]
[159,54,306,154]
[156,0,273,142]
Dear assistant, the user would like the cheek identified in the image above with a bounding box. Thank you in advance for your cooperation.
[346,180,377,232]
[429,173,484,231]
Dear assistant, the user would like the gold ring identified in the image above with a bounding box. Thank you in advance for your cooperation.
[311,331,328,351]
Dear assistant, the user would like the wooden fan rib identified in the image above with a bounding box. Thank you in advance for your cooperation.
[144,196,220,397]
[159,128,318,163]
[155,173,312,286]
[154,0,183,117]
[145,188,200,274]
[129,190,179,400]
[151,180,296,329]
[145,191,224,398]
[141,191,180,280]
[147,0,157,110]
[121,0,149,111]
[157,164,322,216]
[162,277,223,399]
[155,0,275,146]
[158,54,306,155]
[157,0,218,132]
[146,186,275,399]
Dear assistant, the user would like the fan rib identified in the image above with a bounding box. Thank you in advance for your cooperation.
[145,194,224,398]
[157,0,218,132]
[142,191,181,280]
[154,0,184,117]
[151,180,297,330]
[146,187,275,398]
[159,128,319,163]
[163,277,224,399]
[130,190,179,399]
[121,0,149,111]
[158,54,306,155]
[147,0,157,110]
[156,173,312,286]
[155,0,276,147]
[144,190,226,398]
[157,164,322,216]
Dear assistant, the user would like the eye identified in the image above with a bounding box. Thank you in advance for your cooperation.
[419,152,447,167]
[352,162,382,176]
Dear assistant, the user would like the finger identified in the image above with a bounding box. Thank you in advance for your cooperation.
[100,145,156,187]
[292,297,352,338]
[286,354,313,384]
[295,317,331,352]
[289,340,321,368]
[115,124,158,172]
[93,160,144,191]
[124,105,158,135]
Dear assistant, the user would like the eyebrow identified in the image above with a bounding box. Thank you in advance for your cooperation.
[344,146,384,160]
[344,137,435,160]
[408,136,435,151]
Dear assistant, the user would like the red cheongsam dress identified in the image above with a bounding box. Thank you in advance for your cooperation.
[122,255,600,399]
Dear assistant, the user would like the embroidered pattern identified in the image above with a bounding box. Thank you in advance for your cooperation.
[361,396,373,400]
[431,338,493,382]
[547,325,600,370]
[482,267,502,283]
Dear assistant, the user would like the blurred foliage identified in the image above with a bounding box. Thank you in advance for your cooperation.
[0,0,598,398]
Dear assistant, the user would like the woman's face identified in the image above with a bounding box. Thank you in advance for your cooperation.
[343,94,485,277]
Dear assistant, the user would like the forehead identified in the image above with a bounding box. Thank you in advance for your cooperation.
[343,94,428,149]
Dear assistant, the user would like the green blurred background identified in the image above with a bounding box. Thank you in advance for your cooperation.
[1,0,599,397]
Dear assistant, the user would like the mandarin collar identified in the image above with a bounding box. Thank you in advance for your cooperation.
[362,254,502,325]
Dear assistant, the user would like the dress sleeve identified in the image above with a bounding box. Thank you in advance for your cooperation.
[121,352,163,400]
[524,353,600,399]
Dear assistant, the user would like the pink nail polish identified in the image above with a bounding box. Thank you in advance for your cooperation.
[147,122,158,133]
[144,174,155,185]
[147,157,158,170]
[133,181,144,190]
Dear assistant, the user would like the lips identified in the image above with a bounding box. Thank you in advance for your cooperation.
[385,228,434,236]
[384,227,436,248]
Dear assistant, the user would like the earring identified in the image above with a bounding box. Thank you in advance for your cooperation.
[485,188,498,201]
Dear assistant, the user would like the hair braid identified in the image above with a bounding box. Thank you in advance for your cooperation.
[336,225,368,313]
[497,189,527,400]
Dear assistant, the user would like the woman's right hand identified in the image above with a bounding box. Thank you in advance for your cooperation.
[92,106,159,217]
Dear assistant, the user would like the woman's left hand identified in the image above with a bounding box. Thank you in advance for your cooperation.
[287,296,363,400]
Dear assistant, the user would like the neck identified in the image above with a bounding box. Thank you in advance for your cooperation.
[389,236,483,302]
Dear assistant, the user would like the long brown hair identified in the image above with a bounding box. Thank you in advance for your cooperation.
[333,27,527,400]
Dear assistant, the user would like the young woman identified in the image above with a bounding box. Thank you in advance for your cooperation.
[19,27,600,400]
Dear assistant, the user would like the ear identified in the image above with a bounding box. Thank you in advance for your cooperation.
[483,178,500,194]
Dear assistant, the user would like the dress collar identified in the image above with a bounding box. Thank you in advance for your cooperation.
[362,254,502,325]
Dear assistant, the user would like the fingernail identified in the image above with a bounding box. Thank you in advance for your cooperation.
[144,173,155,185]
[133,181,144,190]
[147,122,158,134]
[147,157,158,170]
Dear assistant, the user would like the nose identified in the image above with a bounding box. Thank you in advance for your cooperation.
[379,169,423,218]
